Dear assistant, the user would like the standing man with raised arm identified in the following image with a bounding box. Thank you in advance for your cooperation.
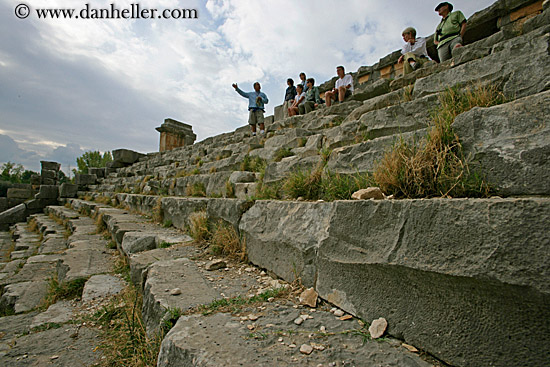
[434,2,467,62]
[232,82,269,137]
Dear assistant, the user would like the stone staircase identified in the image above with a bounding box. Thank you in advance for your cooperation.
[0,0,549,366]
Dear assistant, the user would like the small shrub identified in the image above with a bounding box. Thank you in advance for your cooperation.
[273,148,294,162]
[319,147,332,164]
[191,168,201,175]
[186,182,206,197]
[175,169,189,178]
[95,213,106,233]
[27,218,39,233]
[297,137,308,147]
[106,240,117,250]
[162,220,173,228]
[161,307,183,334]
[188,211,210,242]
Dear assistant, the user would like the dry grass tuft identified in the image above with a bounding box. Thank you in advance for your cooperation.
[151,197,163,223]
[373,84,504,198]
[209,221,243,259]
[188,211,210,243]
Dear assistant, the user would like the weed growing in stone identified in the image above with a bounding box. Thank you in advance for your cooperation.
[186,182,206,197]
[158,241,172,249]
[95,213,106,233]
[162,219,172,228]
[225,179,235,198]
[373,83,504,198]
[93,286,163,367]
[43,276,87,309]
[273,148,294,162]
[151,197,163,223]
[240,155,267,173]
[27,217,39,233]
[197,288,288,316]
[161,307,183,334]
[401,84,414,102]
[188,211,210,243]
[209,221,243,259]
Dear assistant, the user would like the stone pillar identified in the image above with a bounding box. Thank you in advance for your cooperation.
[40,161,61,186]
[155,118,197,152]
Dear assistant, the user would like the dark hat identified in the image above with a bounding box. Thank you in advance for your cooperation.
[435,2,453,12]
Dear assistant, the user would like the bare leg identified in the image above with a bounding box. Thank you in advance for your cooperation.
[250,124,257,133]
[338,86,347,103]
[325,90,335,107]
[259,123,265,132]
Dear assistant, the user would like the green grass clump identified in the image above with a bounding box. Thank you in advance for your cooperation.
[373,83,504,198]
[93,287,162,367]
[273,148,294,162]
[282,169,372,201]
[43,276,87,308]
[240,155,267,172]
[186,182,206,197]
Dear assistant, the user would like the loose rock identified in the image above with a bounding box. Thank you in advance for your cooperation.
[351,187,385,200]
[170,288,182,296]
[369,317,388,339]
[300,344,314,355]
[333,309,344,317]
[206,259,227,271]
[299,287,318,308]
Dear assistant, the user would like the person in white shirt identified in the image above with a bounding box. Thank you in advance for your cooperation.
[325,66,354,107]
[288,84,306,116]
[398,27,429,75]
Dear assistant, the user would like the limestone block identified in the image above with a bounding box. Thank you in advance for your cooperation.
[112,149,145,165]
[40,161,60,171]
[35,185,59,199]
[7,188,33,199]
[40,169,57,180]
[414,29,550,100]
[88,167,106,178]
[59,183,79,198]
[239,201,333,287]
[454,90,550,195]
[234,183,258,200]
[0,203,27,225]
[0,280,49,313]
[263,156,322,185]
[161,197,209,230]
[30,301,74,329]
[264,129,312,150]
[229,171,256,184]
[274,105,284,122]
[82,274,125,302]
[351,78,391,102]
[315,198,550,367]
[41,178,55,185]
[75,173,97,186]
[121,232,157,255]
[142,258,219,336]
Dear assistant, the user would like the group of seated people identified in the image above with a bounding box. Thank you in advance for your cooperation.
[284,2,466,117]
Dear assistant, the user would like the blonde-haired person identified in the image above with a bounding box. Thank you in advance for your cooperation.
[398,27,429,75]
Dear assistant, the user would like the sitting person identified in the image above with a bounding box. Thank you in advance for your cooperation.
[298,72,309,92]
[283,78,297,118]
[398,27,429,75]
[325,65,354,107]
[288,84,306,116]
[434,2,467,62]
[298,78,321,114]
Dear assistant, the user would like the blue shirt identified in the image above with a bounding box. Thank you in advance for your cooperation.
[235,87,269,111]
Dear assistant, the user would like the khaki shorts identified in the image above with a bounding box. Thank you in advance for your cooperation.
[248,109,265,126]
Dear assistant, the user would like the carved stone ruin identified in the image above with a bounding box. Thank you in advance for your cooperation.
[156,118,196,152]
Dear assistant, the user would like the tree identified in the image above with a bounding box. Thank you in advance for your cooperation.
[74,151,112,174]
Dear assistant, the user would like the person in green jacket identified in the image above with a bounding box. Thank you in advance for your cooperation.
[434,2,467,62]
[298,78,321,114]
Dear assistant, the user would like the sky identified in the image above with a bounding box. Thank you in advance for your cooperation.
[0,0,495,173]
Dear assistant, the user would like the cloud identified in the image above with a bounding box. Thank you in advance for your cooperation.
[0,0,496,171]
